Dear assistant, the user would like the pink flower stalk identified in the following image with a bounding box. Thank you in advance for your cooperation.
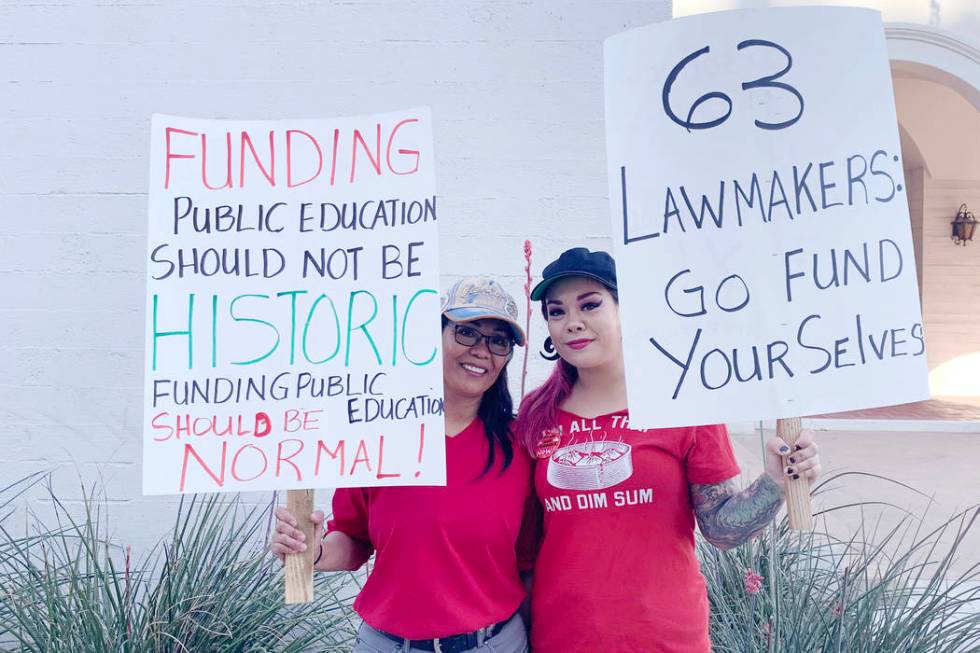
[743,568,764,595]
[523,240,532,294]
[520,239,533,401]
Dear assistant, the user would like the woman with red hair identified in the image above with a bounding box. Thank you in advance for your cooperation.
[517,247,822,653]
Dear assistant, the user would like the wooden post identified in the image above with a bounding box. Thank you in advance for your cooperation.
[777,417,813,530]
[284,488,316,604]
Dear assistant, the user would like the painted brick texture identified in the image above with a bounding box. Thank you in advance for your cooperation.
[0,1,671,551]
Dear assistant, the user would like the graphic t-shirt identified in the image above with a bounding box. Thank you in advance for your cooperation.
[327,418,534,639]
[528,409,740,653]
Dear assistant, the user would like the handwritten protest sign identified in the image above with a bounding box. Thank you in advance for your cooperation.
[143,108,444,495]
[604,8,930,430]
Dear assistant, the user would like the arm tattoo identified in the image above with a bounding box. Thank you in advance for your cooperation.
[690,474,785,550]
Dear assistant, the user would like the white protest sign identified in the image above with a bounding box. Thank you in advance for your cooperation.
[604,8,930,429]
[143,108,445,494]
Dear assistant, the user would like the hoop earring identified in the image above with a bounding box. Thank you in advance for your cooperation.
[540,336,560,361]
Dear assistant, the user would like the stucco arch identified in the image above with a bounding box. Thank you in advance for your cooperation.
[897,123,929,176]
[887,23,980,111]
[887,23,980,397]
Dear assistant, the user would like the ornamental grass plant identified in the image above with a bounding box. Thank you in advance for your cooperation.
[2,470,978,651]
[701,471,980,653]
[0,473,361,652]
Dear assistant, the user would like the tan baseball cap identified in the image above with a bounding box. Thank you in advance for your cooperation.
[441,276,526,346]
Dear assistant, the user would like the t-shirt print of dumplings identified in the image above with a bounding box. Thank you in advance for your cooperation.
[546,431,634,491]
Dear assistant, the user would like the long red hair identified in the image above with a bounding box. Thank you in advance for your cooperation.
[515,357,577,454]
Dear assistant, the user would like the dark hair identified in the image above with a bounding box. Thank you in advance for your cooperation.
[442,316,515,475]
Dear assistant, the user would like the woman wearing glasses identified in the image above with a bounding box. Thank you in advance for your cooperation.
[270,276,533,653]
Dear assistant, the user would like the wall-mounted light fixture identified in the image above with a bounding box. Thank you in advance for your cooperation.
[951,203,977,245]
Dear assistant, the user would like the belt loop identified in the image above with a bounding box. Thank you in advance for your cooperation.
[476,626,488,647]
[400,639,411,653]
[432,638,443,653]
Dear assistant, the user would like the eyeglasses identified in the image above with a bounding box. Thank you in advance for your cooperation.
[451,323,514,356]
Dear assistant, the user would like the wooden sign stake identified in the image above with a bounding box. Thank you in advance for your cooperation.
[284,488,316,604]
[777,417,813,530]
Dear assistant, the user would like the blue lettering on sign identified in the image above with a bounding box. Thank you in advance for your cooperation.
[662,39,804,132]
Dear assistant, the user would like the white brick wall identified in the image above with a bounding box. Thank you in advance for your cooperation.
[0,1,671,551]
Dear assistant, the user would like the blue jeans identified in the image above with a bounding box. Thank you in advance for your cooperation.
[351,613,528,653]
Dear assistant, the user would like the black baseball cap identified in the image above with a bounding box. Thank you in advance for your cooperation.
[529,247,618,301]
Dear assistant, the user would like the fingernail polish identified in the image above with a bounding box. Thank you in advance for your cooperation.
[789,457,796,463]
[792,474,800,480]
[779,446,790,454]
[794,444,803,451]
[786,467,795,474]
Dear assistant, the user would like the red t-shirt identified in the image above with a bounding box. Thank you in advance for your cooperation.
[327,418,533,639]
[527,409,740,653]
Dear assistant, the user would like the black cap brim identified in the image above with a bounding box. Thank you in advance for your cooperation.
[530,272,617,301]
